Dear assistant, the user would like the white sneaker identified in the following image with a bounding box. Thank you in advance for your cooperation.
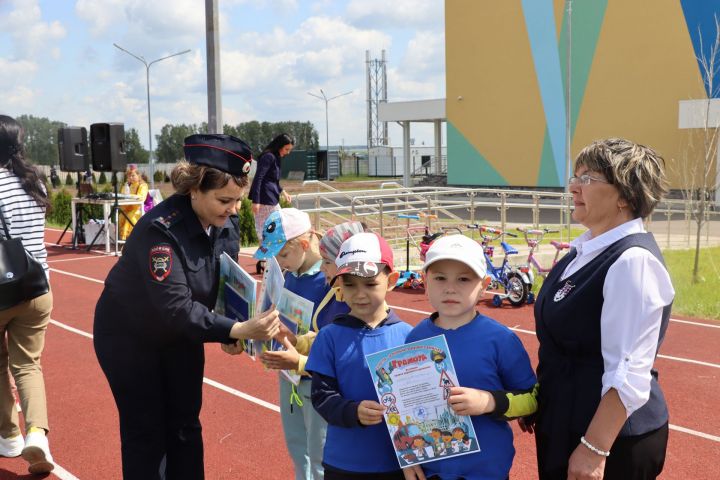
[0,433,24,458]
[21,431,54,474]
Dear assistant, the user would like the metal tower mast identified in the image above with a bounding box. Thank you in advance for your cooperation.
[366,50,388,147]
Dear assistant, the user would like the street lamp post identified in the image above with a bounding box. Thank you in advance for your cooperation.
[113,43,191,189]
[307,89,352,151]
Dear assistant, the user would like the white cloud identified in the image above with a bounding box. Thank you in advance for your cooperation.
[400,31,445,77]
[345,0,443,29]
[0,0,66,58]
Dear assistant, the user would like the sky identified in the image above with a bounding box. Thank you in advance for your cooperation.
[0,0,446,150]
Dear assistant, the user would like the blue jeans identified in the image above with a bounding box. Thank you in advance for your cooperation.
[280,376,327,480]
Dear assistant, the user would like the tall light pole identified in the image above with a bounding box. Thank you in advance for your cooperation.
[308,89,353,151]
[113,43,191,189]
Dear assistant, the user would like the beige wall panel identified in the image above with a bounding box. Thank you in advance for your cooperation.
[572,0,707,188]
[446,0,546,184]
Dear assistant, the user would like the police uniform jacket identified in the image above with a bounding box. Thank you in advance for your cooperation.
[95,193,239,345]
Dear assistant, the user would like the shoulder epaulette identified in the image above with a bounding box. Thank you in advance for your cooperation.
[152,210,182,229]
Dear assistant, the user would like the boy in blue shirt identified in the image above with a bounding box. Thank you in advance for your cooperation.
[403,235,538,480]
[306,232,412,480]
[256,208,330,480]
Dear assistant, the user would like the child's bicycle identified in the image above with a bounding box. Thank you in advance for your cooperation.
[466,224,531,307]
[395,214,444,289]
[516,226,571,303]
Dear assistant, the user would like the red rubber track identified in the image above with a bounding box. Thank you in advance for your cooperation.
[1,229,717,479]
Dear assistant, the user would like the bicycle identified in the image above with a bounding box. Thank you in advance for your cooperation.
[395,214,443,289]
[466,224,531,307]
[516,226,571,303]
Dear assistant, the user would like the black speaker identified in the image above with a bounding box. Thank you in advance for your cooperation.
[90,123,126,172]
[57,127,90,172]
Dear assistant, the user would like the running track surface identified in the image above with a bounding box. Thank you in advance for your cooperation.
[1,228,718,479]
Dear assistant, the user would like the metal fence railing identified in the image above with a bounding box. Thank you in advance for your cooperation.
[293,182,720,254]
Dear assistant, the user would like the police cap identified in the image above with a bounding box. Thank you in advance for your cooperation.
[183,134,253,176]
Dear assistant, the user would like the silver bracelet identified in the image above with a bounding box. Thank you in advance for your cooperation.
[580,436,610,457]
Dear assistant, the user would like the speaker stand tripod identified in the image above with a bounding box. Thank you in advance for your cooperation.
[87,173,135,256]
[57,172,87,249]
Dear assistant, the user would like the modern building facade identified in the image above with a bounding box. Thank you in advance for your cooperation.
[446,0,718,189]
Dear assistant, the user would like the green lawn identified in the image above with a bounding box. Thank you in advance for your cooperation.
[530,246,720,321]
[664,247,720,321]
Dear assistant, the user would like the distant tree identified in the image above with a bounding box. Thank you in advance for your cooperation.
[124,128,149,164]
[98,172,108,184]
[677,15,720,283]
[65,173,73,186]
[16,115,66,165]
[226,121,320,154]
[155,123,200,163]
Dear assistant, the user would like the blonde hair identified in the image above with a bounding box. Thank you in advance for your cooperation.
[575,138,669,219]
[171,160,248,195]
[285,230,322,253]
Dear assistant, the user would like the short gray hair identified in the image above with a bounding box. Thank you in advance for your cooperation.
[575,138,669,218]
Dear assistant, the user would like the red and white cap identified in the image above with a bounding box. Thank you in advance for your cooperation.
[334,232,394,279]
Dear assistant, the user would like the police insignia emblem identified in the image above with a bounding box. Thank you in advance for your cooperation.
[553,280,575,302]
[149,244,173,281]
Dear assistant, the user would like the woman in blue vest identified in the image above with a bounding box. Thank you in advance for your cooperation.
[530,138,674,480]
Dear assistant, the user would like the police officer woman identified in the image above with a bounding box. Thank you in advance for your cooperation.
[94,134,280,479]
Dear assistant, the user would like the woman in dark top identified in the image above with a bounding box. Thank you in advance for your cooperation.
[529,138,674,480]
[94,134,280,479]
[248,133,294,271]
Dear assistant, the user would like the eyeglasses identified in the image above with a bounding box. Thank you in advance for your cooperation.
[568,174,609,186]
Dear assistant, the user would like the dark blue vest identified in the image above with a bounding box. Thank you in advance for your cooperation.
[534,232,671,473]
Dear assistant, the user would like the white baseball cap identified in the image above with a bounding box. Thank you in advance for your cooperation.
[334,232,395,280]
[422,234,487,279]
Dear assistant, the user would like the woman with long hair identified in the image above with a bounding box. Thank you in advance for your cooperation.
[0,114,54,474]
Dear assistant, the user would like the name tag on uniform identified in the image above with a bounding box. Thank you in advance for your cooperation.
[553,280,575,302]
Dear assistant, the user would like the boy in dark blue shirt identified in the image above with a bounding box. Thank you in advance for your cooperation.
[306,232,412,480]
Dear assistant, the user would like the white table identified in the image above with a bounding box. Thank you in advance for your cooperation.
[71,197,144,254]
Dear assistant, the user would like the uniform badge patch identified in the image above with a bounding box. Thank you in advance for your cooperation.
[553,280,575,302]
[149,244,173,281]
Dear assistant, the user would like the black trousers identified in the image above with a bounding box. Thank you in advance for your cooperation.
[538,422,669,480]
[324,468,404,480]
[94,331,206,480]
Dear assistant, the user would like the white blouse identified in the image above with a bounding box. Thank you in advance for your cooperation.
[560,218,675,417]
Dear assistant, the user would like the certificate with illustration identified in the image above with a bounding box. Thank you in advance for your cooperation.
[215,252,258,357]
[365,335,480,468]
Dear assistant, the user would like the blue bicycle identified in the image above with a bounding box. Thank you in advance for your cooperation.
[466,224,531,307]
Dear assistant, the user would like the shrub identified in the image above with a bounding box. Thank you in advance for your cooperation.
[154,170,164,183]
[65,173,73,186]
[98,172,107,184]
[164,172,170,183]
[238,198,258,246]
[47,189,72,226]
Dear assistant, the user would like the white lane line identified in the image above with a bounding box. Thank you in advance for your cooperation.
[670,424,720,442]
[50,268,104,285]
[52,464,81,480]
[48,256,111,264]
[390,306,720,367]
[657,354,720,369]
[389,305,720,331]
[202,378,280,413]
[48,269,720,369]
[670,318,720,329]
[47,317,720,444]
[50,320,94,340]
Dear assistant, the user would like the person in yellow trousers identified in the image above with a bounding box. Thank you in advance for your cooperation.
[119,164,148,240]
